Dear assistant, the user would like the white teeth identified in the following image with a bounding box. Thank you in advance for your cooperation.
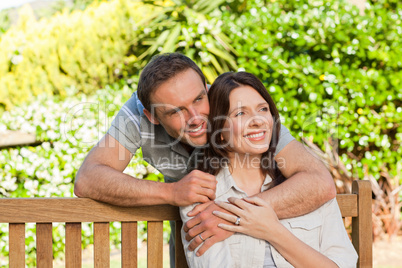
[188,124,203,133]
[245,132,264,139]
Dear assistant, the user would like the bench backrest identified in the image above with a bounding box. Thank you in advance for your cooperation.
[0,180,372,268]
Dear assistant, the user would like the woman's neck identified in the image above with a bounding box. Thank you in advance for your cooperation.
[227,153,265,196]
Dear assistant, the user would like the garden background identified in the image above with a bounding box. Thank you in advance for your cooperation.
[0,0,401,267]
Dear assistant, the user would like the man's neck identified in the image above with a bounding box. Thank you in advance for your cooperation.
[180,142,195,154]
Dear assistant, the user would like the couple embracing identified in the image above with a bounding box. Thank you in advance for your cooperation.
[75,53,357,267]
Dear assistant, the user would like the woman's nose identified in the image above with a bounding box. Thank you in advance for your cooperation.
[249,116,264,126]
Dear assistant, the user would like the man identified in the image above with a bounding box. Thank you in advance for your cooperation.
[74,53,335,266]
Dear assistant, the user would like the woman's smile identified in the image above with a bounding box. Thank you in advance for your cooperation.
[244,130,266,141]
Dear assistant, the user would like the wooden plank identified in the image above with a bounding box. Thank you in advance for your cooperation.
[0,130,37,148]
[337,194,358,217]
[94,222,110,268]
[175,220,188,268]
[9,223,25,268]
[65,223,82,268]
[352,180,373,268]
[0,198,180,223]
[121,222,137,268]
[147,221,163,268]
[36,223,53,268]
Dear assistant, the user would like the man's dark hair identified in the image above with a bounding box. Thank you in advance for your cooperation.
[137,53,206,112]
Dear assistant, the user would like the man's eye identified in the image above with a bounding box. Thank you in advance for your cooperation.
[170,109,180,115]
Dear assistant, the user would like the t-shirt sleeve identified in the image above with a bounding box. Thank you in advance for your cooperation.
[107,96,143,154]
[275,124,295,155]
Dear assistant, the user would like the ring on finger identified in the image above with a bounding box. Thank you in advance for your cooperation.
[235,217,241,225]
[199,234,205,241]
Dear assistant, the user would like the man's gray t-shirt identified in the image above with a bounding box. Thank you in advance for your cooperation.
[107,92,295,182]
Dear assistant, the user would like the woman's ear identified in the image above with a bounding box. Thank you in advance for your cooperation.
[143,109,160,125]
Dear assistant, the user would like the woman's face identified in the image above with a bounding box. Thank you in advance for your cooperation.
[221,85,274,157]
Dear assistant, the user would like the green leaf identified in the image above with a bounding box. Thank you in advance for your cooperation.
[161,24,182,53]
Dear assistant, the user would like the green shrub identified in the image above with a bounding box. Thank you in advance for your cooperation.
[0,80,168,266]
[222,0,401,183]
[129,0,239,83]
[0,10,11,36]
[0,0,156,111]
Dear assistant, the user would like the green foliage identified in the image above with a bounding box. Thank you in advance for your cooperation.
[221,0,401,181]
[130,0,239,83]
[0,10,11,36]
[0,0,155,111]
[0,0,401,264]
[0,0,245,111]
[71,0,109,10]
[0,81,165,266]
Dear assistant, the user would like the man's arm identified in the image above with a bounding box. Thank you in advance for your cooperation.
[183,139,336,255]
[256,139,336,219]
[74,134,216,207]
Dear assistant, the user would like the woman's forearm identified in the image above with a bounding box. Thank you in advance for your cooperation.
[266,223,338,268]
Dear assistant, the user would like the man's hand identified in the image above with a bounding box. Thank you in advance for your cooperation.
[169,170,217,207]
[183,201,234,256]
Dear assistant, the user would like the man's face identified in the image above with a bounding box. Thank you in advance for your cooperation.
[145,68,209,147]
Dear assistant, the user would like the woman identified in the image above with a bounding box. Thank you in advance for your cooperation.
[180,72,358,268]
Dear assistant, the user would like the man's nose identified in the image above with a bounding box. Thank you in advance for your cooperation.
[188,106,200,119]
[186,106,202,124]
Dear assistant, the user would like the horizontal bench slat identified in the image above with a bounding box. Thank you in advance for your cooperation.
[0,198,180,223]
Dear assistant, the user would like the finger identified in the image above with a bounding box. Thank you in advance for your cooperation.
[191,170,217,185]
[215,201,243,216]
[212,210,237,223]
[217,223,242,233]
[185,221,204,241]
[183,216,201,233]
[243,196,266,206]
[187,201,212,217]
[196,186,216,201]
[187,231,212,251]
[195,235,221,256]
[227,197,250,209]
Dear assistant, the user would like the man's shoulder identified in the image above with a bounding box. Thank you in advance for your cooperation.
[122,92,144,116]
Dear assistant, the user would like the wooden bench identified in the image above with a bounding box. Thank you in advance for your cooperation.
[0,180,372,267]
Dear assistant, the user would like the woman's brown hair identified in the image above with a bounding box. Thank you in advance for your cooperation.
[200,72,286,186]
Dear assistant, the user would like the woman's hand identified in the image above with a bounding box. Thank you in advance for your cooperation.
[213,196,281,241]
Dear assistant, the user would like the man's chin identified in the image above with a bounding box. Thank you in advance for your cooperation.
[182,136,207,148]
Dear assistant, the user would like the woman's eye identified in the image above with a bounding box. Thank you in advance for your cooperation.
[235,111,245,117]
[260,107,269,112]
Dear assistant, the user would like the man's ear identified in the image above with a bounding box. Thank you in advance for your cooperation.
[143,109,160,125]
